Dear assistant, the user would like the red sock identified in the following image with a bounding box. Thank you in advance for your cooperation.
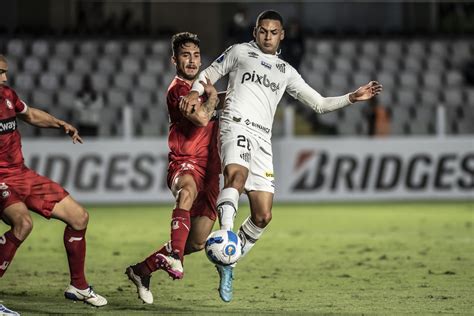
[134,208,190,276]
[63,226,88,289]
[0,230,23,277]
[169,208,190,261]
[135,243,171,276]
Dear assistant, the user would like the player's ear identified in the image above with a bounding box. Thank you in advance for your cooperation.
[171,55,177,66]
[280,29,285,41]
[253,27,257,39]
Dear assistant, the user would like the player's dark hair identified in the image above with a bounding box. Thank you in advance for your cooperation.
[256,10,284,27]
[0,54,7,63]
[171,32,200,57]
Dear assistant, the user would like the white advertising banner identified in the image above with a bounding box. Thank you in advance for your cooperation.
[22,139,173,203]
[273,137,473,201]
[20,137,473,203]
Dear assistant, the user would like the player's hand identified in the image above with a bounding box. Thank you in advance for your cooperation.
[349,81,383,102]
[179,90,200,116]
[59,121,83,144]
[200,78,217,99]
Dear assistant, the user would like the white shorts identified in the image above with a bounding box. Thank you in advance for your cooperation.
[219,122,275,193]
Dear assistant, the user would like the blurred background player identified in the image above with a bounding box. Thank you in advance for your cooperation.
[180,10,383,302]
[73,74,104,137]
[0,54,107,307]
[125,32,221,304]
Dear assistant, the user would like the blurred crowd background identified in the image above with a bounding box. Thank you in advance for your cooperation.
[1,0,473,138]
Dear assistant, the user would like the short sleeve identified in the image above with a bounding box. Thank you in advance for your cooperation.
[10,89,28,114]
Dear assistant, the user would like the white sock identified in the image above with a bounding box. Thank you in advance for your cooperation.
[217,187,240,231]
[238,216,265,259]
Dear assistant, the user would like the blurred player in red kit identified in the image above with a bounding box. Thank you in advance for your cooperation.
[0,54,107,307]
[126,32,221,304]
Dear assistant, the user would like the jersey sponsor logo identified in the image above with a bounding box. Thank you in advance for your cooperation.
[0,117,17,135]
[5,99,13,109]
[244,119,271,134]
[247,51,259,59]
[276,62,286,74]
[261,61,272,70]
[265,171,274,178]
[241,71,280,93]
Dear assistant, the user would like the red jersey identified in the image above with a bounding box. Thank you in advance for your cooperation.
[0,86,28,170]
[166,76,219,167]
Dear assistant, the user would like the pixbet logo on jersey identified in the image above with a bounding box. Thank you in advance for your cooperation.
[241,71,280,93]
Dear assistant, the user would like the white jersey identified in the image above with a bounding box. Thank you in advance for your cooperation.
[192,41,353,138]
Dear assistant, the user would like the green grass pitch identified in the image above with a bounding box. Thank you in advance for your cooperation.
[1,202,473,315]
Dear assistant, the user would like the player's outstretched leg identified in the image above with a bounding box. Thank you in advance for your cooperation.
[0,304,20,316]
[125,264,153,304]
[216,264,234,302]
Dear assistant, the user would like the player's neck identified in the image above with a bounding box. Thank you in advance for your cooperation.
[176,75,194,87]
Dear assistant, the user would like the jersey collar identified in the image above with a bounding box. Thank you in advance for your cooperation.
[249,41,281,57]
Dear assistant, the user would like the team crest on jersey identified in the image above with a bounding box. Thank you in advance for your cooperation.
[0,183,8,190]
[5,99,13,109]
[247,51,259,59]
[1,190,10,199]
[276,62,286,74]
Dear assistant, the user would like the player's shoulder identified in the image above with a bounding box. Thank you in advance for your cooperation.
[275,57,299,77]
[1,85,17,98]
[167,77,191,101]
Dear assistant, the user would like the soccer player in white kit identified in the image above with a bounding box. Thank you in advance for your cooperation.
[181,10,382,302]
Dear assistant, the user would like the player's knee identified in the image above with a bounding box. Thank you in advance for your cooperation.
[70,207,89,230]
[226,172,247,192]
[253,212,272,228]
[176,187,197,209]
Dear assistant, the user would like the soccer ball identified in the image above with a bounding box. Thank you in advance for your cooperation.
[205,229,242,266]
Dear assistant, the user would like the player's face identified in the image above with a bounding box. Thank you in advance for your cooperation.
[254,19,285,55]
[173,42,201,81]
[0,60,8,86]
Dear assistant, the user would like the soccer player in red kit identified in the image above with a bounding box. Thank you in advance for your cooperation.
[0,55,107,307]
[125,32,221,304]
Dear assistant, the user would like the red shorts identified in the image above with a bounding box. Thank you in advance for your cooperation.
[0,166,69,219]
[167,160,219,221]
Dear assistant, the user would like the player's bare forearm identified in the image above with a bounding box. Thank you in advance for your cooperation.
[184,95,218,127]
[18,107,63,128]
[18,107,83,143]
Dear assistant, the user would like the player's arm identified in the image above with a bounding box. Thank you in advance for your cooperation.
[182,78,219,127]
[286,68,382,113]
[18,107,83,144]
[180,45,238,115]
